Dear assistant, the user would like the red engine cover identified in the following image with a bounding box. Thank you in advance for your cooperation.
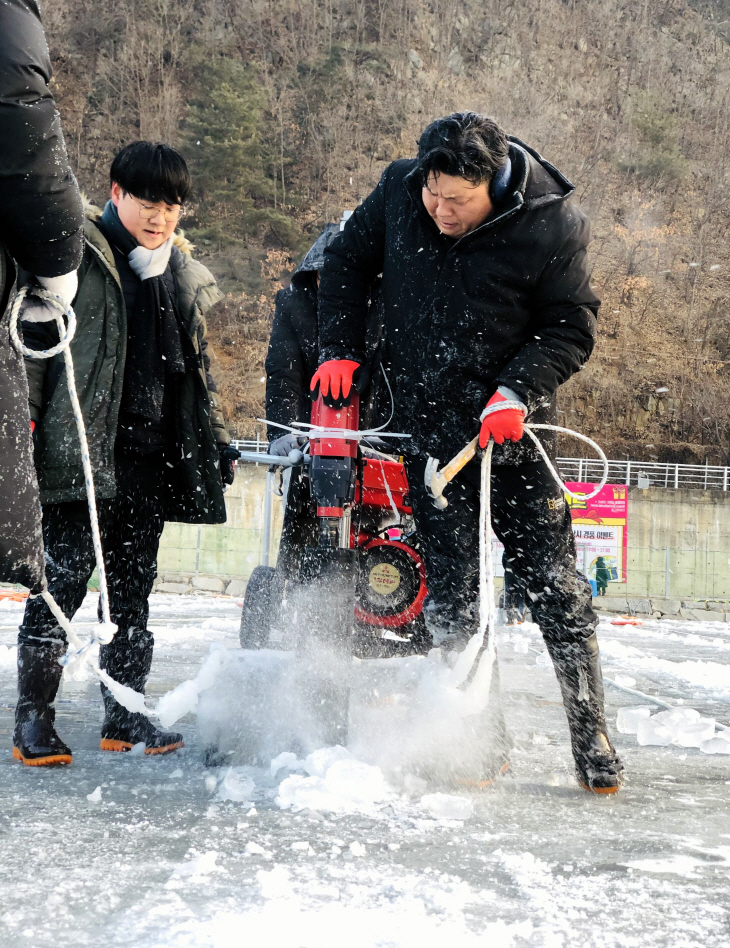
[357,458,411,514]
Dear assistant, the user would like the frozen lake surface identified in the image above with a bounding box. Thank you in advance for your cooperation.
[0,593,728,947]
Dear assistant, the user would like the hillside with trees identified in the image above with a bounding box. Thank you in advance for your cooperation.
[43,0,730,463]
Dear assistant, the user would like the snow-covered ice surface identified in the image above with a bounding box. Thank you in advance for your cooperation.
[0,594,729,946]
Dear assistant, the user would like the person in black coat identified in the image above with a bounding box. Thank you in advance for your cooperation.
[314,112,623,793]
[0,0,83,591]
[264,221,383,587]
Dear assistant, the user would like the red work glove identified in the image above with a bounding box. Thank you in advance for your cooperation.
[479,391,526,448]
[30,420,35,433]
[310,359,361,408]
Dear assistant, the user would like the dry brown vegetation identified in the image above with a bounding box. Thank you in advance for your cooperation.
[44,0,730,460]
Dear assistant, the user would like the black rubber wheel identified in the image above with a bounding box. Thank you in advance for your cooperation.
[239,565,276,648]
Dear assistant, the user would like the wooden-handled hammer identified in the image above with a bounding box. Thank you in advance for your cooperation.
[424,436,478,508]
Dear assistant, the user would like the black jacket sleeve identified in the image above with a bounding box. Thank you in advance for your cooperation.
[265,287,309,440]
[318,169,388,366]
[0,0,83,277]
[495,210,599,412]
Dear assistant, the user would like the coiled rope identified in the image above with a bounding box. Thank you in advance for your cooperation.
[9,287,152,713]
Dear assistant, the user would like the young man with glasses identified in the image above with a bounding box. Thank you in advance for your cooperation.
[15,141,234,766]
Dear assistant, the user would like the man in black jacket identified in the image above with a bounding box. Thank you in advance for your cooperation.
[0,0,83,592]
[314,112,624,793]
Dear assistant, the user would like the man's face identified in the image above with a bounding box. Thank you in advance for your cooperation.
[111,182,180,250]
[421,172,493,238]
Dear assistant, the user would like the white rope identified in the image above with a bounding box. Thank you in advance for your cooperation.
[449,404,610,690]
[9,287,152,712]
[480,398,609,500]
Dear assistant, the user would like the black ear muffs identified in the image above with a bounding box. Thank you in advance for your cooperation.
[490,157,512,204]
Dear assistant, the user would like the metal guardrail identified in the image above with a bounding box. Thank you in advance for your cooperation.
[556,458,730,491]
[232,439,730,491]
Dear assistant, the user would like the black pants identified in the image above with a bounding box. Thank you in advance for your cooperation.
[405,455,597,646]
[20,450,168,690]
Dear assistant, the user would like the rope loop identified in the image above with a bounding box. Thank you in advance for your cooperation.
[9,285,76,359]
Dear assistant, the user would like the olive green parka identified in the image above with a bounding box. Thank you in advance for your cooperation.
[23,205,230,524]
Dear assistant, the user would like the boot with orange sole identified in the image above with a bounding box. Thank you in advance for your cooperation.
[99,629,183,756]
[13,642,72,766]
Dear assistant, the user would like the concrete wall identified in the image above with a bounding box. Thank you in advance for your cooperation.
[156,470,730,602]
[623,487,730,600]
[156,464,283,583]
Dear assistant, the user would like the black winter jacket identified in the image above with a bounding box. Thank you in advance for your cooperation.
[318,138,600,465]
[265,270,320,439]
[0,0,83,588]
[266,268,383,439]
[0,0,83,290]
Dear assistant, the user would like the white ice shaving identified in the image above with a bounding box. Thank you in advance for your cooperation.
[154,643,232,726]
[420,793,474,820]
[277,749,393,815]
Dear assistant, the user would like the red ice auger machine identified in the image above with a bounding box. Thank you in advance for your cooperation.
[235,388,428,743]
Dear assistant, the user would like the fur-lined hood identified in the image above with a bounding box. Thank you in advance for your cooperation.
[82,195,195,256]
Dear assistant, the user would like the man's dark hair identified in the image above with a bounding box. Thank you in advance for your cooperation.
[416,112,509,186]
[110,141,191,205]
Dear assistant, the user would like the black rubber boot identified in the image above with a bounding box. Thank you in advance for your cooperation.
[13,642,72,766]
[99,630,183,755]
[546,632,625,793]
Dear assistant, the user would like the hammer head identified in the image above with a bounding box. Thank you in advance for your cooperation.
[424,456,449,509]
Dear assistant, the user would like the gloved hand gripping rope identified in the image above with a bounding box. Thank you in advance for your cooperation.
[9,286,155,716]
[426,398,609,692]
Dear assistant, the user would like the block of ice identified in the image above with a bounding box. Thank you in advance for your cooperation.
[303,745,350,778]
[652,708,700,740]
[420,793,474,820]
[675,719,716,748]
[323,759,390,805]
[217,767,255,803]
[636,717,673,746]
[616,706,653,734]
[700,736,730,755]
[270,751,303,777]
[512,638,529,654]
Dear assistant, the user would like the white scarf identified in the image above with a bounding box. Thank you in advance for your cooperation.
[128,237,174,281]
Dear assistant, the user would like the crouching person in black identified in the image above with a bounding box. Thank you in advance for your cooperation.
[263,225,341,591]
[314,112,624,793]
[15,142,233,765]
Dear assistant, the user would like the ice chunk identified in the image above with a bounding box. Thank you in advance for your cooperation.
[652,708,700,739]
[270,752,303,777]
[86,786,102,803]
[155,679,200,728]
[420,793,474,820]
[0,644,17,666]
[217,768,255,803]
[349,841,366,857]
[257,865,290,899]
[245,842,266,855]
[204,774,218,792]
[324,759,390,804]
[535,651,551,667]
[700,735,730,755]
[675,719,715,748]
[616,706,653,734]
[303,745,350,778]
[512,638,529,654]
[636,717,673,746]
[613,675,637,687]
